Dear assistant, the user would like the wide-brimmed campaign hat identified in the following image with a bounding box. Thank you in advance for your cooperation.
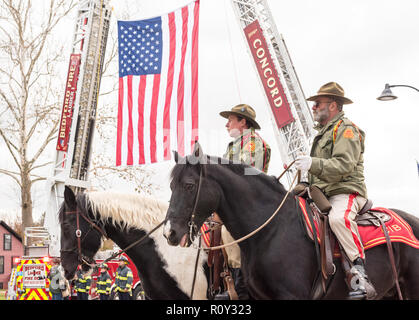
[219,104,261,130]
[306,82,353,105]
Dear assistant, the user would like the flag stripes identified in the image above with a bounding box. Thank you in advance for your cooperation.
[117,1,199,166]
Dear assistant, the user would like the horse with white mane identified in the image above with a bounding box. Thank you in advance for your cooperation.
[59,186,207,300]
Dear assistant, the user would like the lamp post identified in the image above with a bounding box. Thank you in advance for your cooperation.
[377,83,419,101]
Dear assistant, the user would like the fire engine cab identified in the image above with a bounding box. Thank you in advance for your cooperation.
[11,227,53,300]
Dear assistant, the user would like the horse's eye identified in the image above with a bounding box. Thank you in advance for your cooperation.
[184,183,195,191]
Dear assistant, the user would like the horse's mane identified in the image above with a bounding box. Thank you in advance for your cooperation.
[170,155,287,194]
[78,191,168,231]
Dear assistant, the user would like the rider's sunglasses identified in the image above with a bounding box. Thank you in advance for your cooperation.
[312,101,333,108]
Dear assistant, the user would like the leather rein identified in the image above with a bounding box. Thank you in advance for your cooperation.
[187,161,300,251]
[61,207,109,268]
[62,206,166,269]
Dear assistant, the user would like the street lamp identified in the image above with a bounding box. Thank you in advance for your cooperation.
[377,83,419,101]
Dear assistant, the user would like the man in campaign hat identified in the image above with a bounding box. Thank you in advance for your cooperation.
[219,103,270,173]
[213,103,271,300]
[295,82,376,300]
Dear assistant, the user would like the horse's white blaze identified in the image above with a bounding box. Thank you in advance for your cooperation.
[163,220,172,239]
[86,191,207,299]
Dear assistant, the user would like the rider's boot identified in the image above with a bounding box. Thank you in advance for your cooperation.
[346,258,377,300]
[231,268,250,300]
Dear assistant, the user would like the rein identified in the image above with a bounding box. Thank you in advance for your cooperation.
[62,207,109,267]
[188,162,300,251]
[100,219,167,265]
[63,206,166,269]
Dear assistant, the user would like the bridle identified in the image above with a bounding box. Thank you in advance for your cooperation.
[185,160,300,251]
[61,204,167,270]
[187,167,204,245]
[61,206,108,268]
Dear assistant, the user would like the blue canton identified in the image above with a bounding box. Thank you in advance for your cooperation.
[118,17,163,77]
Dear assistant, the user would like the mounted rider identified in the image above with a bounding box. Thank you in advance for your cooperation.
[220,104,271,173]
[213,104,271,300]
[295,82,377,300]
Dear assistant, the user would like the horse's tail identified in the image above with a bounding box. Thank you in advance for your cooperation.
[391,208,419,238]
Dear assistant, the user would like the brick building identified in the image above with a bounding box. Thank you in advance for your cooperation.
[0,221,23,289]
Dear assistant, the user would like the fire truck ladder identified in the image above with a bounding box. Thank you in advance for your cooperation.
[230,0,315,186]
[43,0,111,257]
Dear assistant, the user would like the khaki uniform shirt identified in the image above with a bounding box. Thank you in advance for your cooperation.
[223,128,271,173]
[309,111,367,198]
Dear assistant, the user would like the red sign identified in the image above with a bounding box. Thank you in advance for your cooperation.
[244,20,294,128]
[56,54,81,151]
[22,264,46,288]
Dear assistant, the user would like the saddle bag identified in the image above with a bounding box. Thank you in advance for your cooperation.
[309,186,332,214]
[293,183,332,214]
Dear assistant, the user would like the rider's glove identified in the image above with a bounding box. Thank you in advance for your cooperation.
[295,155,312,171]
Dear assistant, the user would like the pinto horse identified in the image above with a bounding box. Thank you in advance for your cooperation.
[59,186,207,300]
[163,142,419,299]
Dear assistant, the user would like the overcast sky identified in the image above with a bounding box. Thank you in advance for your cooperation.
[110,0,419,215]
[1,0,418,221]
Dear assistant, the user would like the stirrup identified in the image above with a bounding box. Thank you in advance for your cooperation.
[213,291,230,300]
[347,265,377,300]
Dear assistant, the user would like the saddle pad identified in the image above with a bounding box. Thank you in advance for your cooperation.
[360,207,419,250]
[298,197,419,251]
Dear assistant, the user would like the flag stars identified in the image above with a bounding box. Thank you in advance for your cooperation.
[118,20,162,76]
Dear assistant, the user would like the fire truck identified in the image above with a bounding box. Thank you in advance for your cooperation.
[9,234,144,300]
[10,227,53,300]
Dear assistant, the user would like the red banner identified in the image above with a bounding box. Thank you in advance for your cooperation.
[56,54,81,151]
[244,20,294,128]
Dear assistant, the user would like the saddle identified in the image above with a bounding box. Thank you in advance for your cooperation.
[295,185,398,298]
[206,225,239,300]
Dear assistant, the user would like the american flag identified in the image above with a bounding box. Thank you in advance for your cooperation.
[116,1,199,166]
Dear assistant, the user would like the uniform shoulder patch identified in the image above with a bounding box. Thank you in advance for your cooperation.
[343,128,354,139]
[246,141,256,152]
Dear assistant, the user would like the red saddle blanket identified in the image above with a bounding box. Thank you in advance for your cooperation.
[298,197,419,251]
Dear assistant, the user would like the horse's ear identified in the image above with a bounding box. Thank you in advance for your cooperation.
[192,141,206,165]
[64,186,76,205]
[173,150,186,164]
[193,140,202,159]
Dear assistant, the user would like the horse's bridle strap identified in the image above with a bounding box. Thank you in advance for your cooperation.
[66,209,108,239]
[64,208,108,267]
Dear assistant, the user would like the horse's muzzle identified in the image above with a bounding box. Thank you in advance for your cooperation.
[163,220,190,247]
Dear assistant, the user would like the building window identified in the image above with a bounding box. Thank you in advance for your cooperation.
[3,234,11,251]
[0,256,4,274]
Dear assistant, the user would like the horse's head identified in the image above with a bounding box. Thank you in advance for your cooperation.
[164,142,220,247]
[59,186,104,280]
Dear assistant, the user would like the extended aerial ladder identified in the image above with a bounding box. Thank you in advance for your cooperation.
[43,0,111,256]
[230,0,315,186]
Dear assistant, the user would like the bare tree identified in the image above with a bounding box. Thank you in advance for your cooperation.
[0,0,76,231]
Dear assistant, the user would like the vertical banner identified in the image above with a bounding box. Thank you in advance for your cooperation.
[244,20,294,129]
[56,54,81,151]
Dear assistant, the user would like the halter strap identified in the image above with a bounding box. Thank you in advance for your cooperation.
[64,207,108,267]
[188,167,204,243]
[66,208,108,239]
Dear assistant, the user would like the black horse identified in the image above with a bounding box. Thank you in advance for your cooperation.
[163,142,419,299]
[59,186,207,299]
